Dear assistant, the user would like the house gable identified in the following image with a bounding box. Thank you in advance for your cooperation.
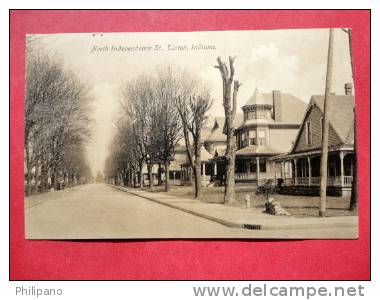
[292,103,342,153]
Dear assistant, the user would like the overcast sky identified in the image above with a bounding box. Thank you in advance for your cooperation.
[33,29,353,175]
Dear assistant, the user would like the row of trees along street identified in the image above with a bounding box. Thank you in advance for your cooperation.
[105,57,241,203]
[104,64,215,197]
[24,36,93,195]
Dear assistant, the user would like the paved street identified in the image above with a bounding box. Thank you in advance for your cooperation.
[25,184,357,239]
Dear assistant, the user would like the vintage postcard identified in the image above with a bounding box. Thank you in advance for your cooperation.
[24,29,358,239]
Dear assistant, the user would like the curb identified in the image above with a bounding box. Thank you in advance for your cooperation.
[112,186,357,231]
[112,186,244,229]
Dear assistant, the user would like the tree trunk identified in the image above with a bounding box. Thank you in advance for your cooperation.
[215,56,241,205]
[194,133,202,198]
[51,171,57,191]
[40,162,48,192]
[164,161,170,192]
[123,169,127,186]
[33,161,39,193]
[157,164,163,186]
[25,145,32,195]
[148,163,153,190]
[224,133,236,204]
[134,171,138,188]
[139,163,143,188]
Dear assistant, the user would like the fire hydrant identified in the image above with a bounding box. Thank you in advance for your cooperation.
[245,194,251,209]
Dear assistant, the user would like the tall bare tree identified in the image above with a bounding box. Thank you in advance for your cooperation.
[215,56,241,204]
[150,66,183,192]
[120,75,156,189]
[175,85,213,198]
[25,42,93,194]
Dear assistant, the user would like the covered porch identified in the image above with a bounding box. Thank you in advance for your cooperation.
[180,146,214,186]
[272,148,355,197]
[234,156,275,186]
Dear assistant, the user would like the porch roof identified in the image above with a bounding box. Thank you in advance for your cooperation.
[270,145,354,161]
[180,146,213,167]
[236,145,282,156]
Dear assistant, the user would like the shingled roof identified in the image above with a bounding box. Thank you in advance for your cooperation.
[288,94,355,154]
[311,94,355,144]
[245,88,272,106]
[236,145,282,156]
[205,113,244,142]
[243,91,307,124]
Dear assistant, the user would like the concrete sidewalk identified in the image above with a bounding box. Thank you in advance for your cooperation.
[112,186,358,231]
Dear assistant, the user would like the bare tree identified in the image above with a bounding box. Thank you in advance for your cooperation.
[215,56,241,204]
[175,80,213,198]
[150,66,184,192]
[25,45,93,194]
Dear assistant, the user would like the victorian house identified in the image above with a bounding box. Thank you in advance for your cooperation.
[233,88,307,185]
[271,83,355,197]
[199,88,307,185]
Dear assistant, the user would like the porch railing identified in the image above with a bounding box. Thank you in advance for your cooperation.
[235,173,274,180]
[282,176,353,187]
[201,175,211,181]
[235,173,257,180]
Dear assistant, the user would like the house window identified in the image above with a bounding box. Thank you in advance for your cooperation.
[258,130,266,145]
[250,162,256,172]
[260,160,267,173]
[249,130,257,146]
[306,121,312,145]
[257,110,267,119]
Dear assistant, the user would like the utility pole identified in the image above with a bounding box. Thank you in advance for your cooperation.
[342,28,357,210]
[319,28,335,217]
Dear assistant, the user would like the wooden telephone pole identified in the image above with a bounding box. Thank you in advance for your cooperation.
[319,28,335,217]
[342,28,357,210]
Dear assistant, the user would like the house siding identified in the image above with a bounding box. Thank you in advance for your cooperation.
[293,105,341,153]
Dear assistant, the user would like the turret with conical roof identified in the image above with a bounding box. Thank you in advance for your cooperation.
[242,88,273,121]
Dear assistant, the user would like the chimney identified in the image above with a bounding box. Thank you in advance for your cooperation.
[272,90,282,122]
[345,83,353,95]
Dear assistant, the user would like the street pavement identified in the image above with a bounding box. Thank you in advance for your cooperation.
[25,183,358,239]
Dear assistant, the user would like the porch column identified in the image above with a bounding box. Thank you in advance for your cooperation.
[202,162,206,178]
[293,158,298,185]
[214,162,217,176]
[340,151,345,186]
[256,157,260,184]
[307,156,312,186]
[281,161,285,179]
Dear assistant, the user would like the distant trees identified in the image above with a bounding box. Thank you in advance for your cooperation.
[215,56,241,204]
[25,38,93,195]
[106,65,213,193]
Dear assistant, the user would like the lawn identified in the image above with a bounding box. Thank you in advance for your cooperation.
[140,184,357,218]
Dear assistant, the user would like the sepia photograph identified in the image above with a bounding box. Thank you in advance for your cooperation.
[24,28,358,240]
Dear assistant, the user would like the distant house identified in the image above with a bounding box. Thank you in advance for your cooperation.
[204,114,244,156]
[180,145,214,186]
[271,83,355,197]
[141,144,188,186]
